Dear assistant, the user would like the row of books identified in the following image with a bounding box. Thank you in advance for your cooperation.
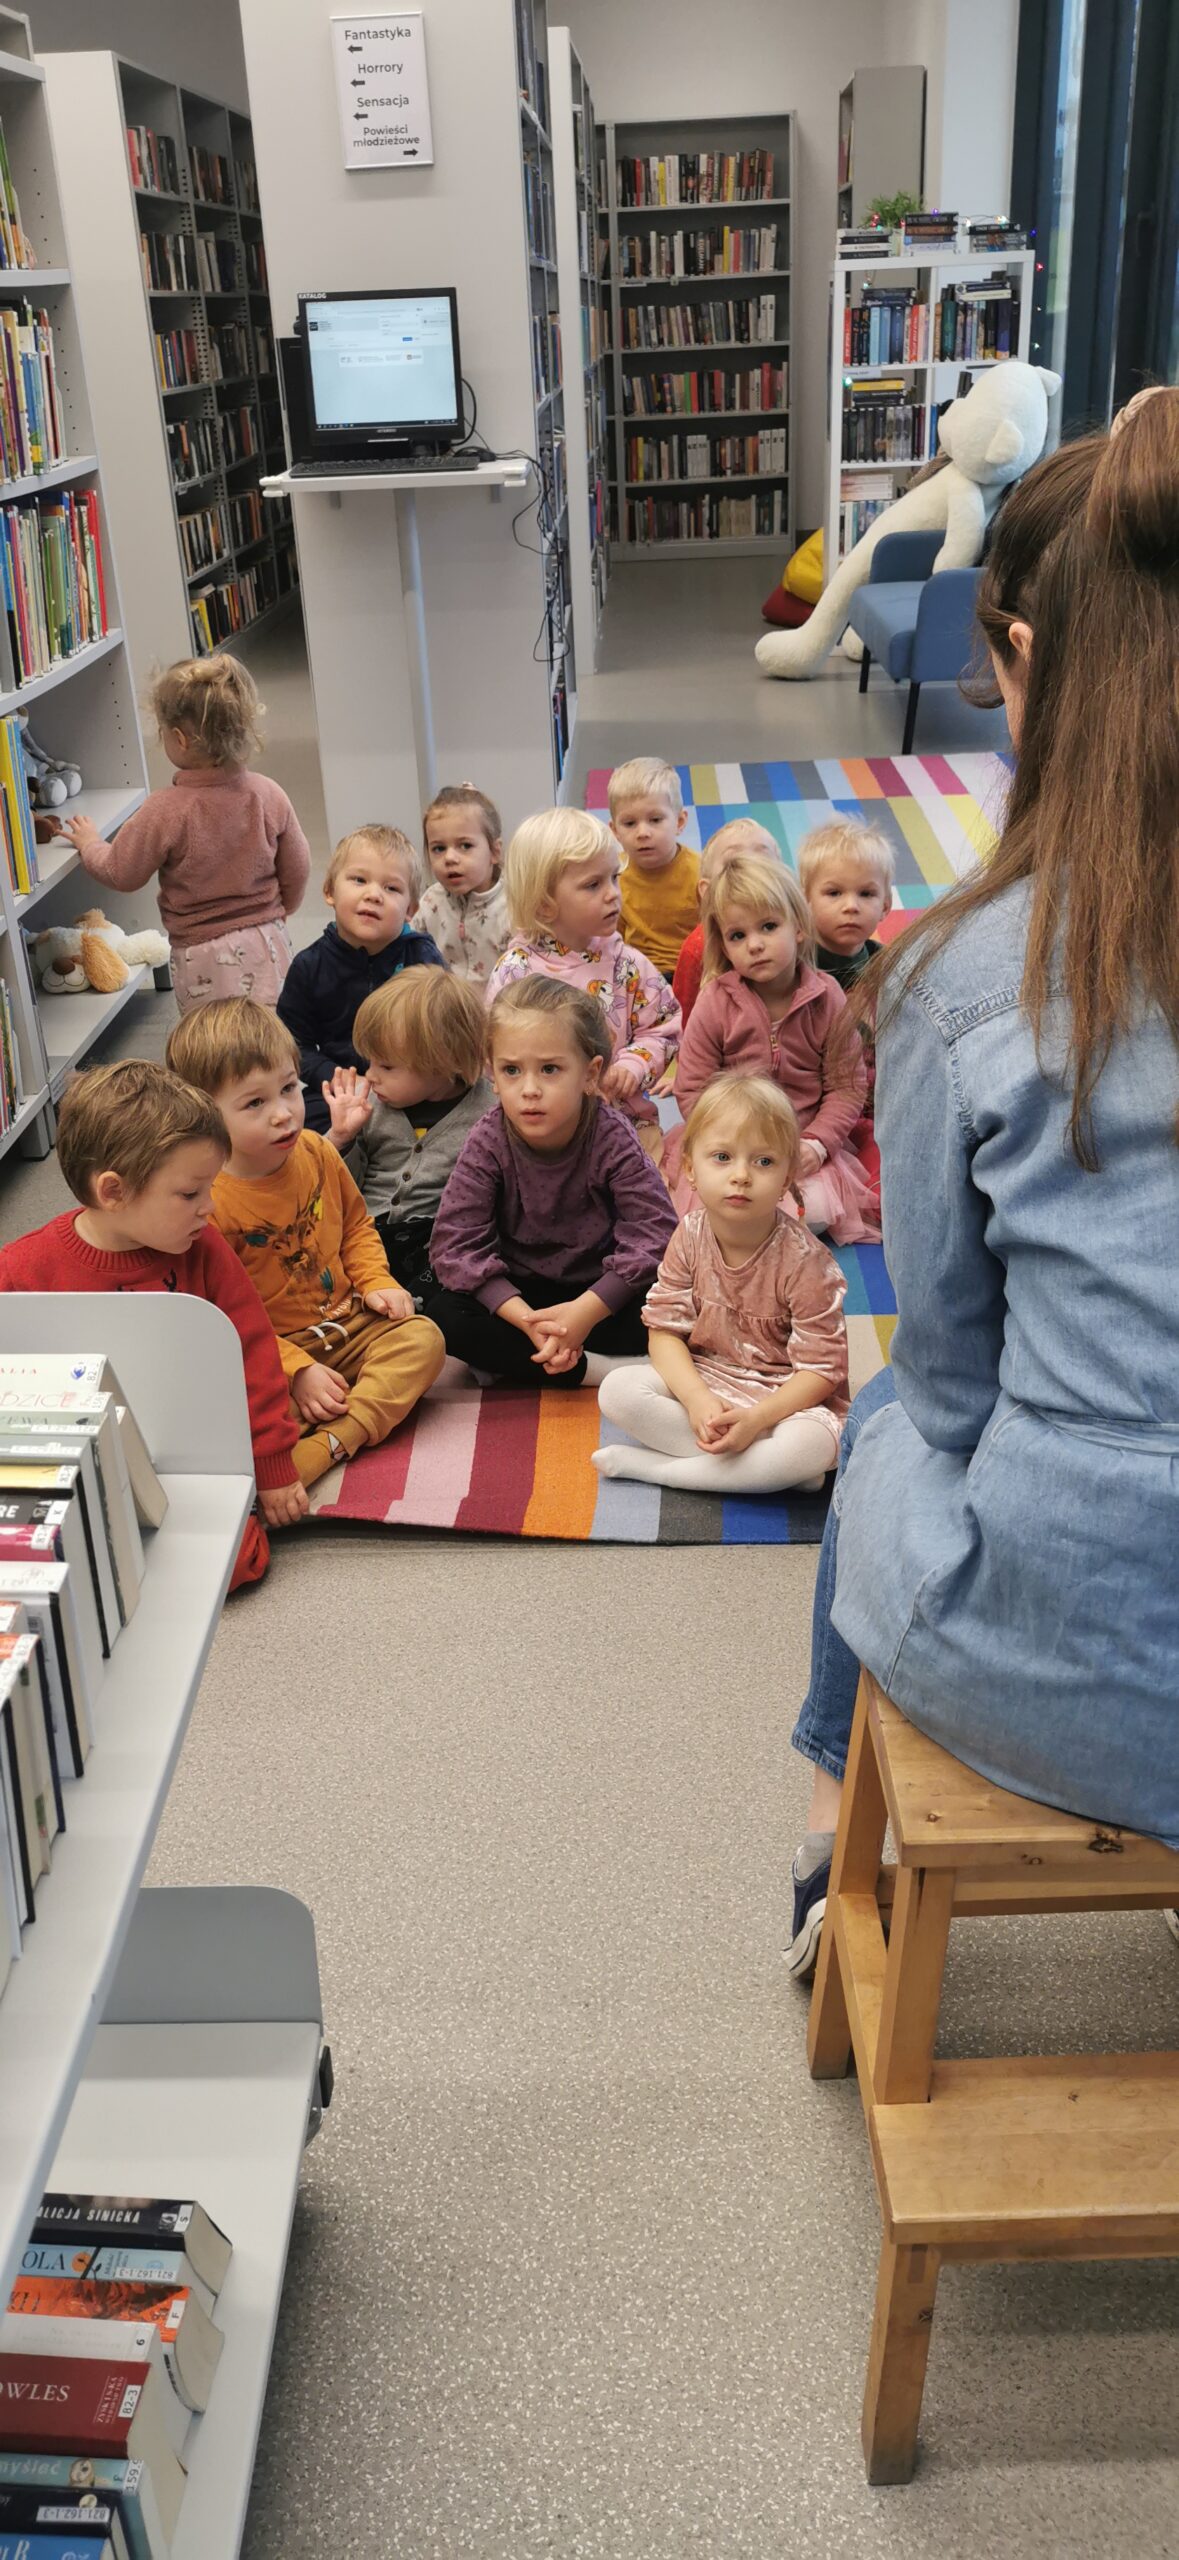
[513,0,548,132]
[0,980,23,1133]
[618,227,781,280]
[844,290,927,368]
[188,549,283,652]
[195,233,238,294]
[0,711,40,897]
[522,156,556,267]
[531,308,562,405]
[838,215,1026,258]
[227,488,265,549]
[0,489,109,694]
[153,328,200,392]
[219,403,258,467]
[166,414,218,492]
[0,306,64,488]
[626,427,787,484]
[618,295,783,351]
[841,389,928,465]
[623,363,787,417]
[0,1356,165,1992]
[837,478,893,557]
[0,2188,233,2558]
[244,236,268,292]
[188,146,231,207]
[177,503,227,578]
[580,300,605,369]
[0,122,31,274]
[626,487,787,543]
[615,152,776,207]
[209,321,250,383]
[125,124,179,197]
[934,279,1019,361]
[138,228,197,295]
[254,320,275,377]
[236,156,260,213]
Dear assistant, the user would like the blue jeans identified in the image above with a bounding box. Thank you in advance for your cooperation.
[790,1367,898,1780]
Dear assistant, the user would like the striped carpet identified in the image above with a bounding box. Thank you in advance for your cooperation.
[308,753,1005,1542]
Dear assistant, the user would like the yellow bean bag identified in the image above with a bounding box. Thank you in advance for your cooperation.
[784,527,823,604]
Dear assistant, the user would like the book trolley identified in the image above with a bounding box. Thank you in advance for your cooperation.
[0,1295,330,2556]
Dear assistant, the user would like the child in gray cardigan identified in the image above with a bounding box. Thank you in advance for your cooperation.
[323,967,493,1307]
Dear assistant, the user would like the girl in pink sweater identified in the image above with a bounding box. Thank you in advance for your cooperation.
[669,852,878,1242]
[65,654,311,1015]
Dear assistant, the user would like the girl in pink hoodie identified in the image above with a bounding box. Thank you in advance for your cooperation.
[670,852,878,1242]
[485,809,680,1137]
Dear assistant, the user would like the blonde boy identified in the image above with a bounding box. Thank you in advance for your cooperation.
[168,999,445,1486]
[608,757,699,977]
[277,822,445,1133]
[797,819,894,992]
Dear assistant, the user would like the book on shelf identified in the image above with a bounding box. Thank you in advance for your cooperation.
[138,230,196,296]
[124,126,179,197]
[626,486,786,544]
[0,2481,130,2554]
[166,415,217,492]
[218,403,257,468]
[194,233,237,295]
[20,2244,221,2325]
[626,426,786,484]
[966,218,1026,251]
[0,306,65,485]
[32,2203,232,2303]
[0,1634,57,1938]
[7,2277,222,2419]
[234,156,260,213]
[0,2354,186,2550]
[933,276,1018,361]
[0,985,23,1138]
[623,361,786,416]
[0,121,32,275]
[0,1457,121,1652]
[0,2454,173,2560]
[0,711,38,897]
[0,1560,97,1781]
[0,2324,187,2461]
[620,294,781,351]
[838,226,890,256]
[0,1501,110,1668]
[189,553,280,652]
[0,489,110,693]
[844,290,927,367]
[902,211,959,246]
[0,1679,30,1946]
[188,146,231,207]
[842,386,926,464]
[838,472,894,556]
[616,152,775,207]
[208,322,250,384]
[0,1356,166,1539]
[177,504,228,579]
[617,225,780,280]
[152,328,200,393]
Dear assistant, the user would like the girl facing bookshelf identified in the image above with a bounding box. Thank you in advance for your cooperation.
[64,653,311,1016]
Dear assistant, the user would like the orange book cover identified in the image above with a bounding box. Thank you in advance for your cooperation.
[9,2273,189,2335]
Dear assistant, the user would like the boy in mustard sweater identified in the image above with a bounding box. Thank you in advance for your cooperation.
[168,998,445,1485]
[610,756,699,979]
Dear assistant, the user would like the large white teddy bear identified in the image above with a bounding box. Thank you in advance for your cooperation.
[755,360,1062,680]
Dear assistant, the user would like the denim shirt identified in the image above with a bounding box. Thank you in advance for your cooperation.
[832,880,1179,1846]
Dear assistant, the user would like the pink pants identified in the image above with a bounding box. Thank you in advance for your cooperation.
[170,920,294,1015]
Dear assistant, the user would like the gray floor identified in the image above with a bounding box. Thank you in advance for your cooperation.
[5,576,1176,2557]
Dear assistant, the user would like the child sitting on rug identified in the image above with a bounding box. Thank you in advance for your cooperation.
[595,1074,848,1494]
[0,1060,307,1589]
[800,817,893,995]
[485,809,680,1135]
[609,756,698,978]
[430,975,676,1386]
[672,854,876,1242]
[411,781,511,985]
[168,999,445,1485]
[323,967,494,1307]
[671,818,782,1030]
[278,823,445,1132]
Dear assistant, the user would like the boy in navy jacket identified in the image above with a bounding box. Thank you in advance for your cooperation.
[278,823,445,1129]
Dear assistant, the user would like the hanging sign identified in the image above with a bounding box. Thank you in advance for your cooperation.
[331,11,434,169]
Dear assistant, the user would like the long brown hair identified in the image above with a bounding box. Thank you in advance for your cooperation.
[876,395,1179,1166]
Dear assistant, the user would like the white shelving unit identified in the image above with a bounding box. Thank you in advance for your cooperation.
[549,28,609,675]
[513,0,576,789]
[42,49,298,703]
[0,1293,327,2559]
[598,111,795,560]
[0,6,151,1171]
[825,240,1035,577]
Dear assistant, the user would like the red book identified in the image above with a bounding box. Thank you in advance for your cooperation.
[0,2352,185,2521]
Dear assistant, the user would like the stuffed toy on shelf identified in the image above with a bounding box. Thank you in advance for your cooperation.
[755,360,1062,681]
[33,908,170,995]
[20,717,82,809]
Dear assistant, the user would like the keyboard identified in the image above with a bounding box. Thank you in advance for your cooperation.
[288,451,483,477]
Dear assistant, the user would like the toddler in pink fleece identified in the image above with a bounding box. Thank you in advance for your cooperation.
[484,808,679,1135]
[64,653,310,1014]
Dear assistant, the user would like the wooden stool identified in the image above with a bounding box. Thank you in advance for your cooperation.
[809,1670,1179,2484]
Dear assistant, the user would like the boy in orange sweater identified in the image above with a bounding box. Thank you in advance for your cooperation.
[610,758,699,978]
[167,999,445,1484]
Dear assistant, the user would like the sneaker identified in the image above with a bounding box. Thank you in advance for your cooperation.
[1164,1910,1179,1947]
[785,1856,830,1981]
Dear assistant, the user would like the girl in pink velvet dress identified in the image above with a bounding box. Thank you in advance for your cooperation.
[668,853,878,1242]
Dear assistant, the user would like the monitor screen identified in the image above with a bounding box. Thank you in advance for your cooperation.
[299,289,462,445]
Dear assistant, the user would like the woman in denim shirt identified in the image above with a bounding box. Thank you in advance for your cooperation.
[788,399,1179,1978]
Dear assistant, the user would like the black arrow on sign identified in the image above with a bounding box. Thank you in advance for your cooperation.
[351,76,365,85]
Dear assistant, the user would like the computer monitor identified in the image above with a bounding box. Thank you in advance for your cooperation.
[298,288,463,456]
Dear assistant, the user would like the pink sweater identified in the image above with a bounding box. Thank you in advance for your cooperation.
[644,1206,849,1440]
[676,964,866,1157]
[78,767,312,949]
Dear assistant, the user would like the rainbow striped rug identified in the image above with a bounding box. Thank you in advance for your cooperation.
[308,752,1001,1542]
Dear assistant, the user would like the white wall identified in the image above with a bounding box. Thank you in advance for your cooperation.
[931,0,1018,216]
[30,0,248,105]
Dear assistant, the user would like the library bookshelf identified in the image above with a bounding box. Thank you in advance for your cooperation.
[549,29,610,677]
[596,111,795,560]
[825,240,1035,579]
[42,48,299,704]
[514,0,577,789]
[0,1292,328,2559]
[0,6,150,1174]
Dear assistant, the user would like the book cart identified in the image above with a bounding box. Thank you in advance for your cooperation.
[42,48,298,697]
[0,1294,329,2557]
[548,28,610,677]
[825,238,1036,580]
[596,110,795,560]
[0,7,150,1177]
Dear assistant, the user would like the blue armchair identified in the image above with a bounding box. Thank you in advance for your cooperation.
[846,531,983,754]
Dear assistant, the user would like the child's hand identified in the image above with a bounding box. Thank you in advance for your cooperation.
[600,1058,644,1104]
[798,1138,827,1180]
[364,1284,415,1324]
[323,1066,372,1148]
[292,1361,350,1423]
[702,1405,769,1457]
[259,1478,311,1529]
[687,1388,733,1448]
[652,1061,677,1097]
[62,813,105,855]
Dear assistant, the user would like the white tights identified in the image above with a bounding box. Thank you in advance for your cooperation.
[594,1364,835,1494]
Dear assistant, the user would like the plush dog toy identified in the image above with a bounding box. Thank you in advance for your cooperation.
[755,360,1062,680]
[35,909,170,995]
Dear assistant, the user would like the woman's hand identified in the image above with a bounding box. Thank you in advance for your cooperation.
[323,1065,372,1149]
[292,1361,349,1423]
